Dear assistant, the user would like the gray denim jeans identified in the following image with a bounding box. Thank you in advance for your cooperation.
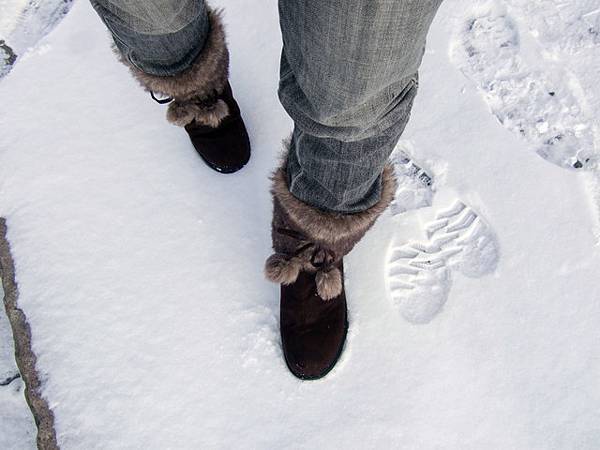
[89,0,210,76]
[90,0,443,213]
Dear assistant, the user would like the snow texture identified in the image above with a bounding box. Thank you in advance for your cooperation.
[0,284,36,450]
[387,201,499,324]
[389,143,435,216]
[0,0,72,78]
[451,2,598,170]
[1,0,600,447]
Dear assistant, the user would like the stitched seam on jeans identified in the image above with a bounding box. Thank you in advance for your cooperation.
[289,168,304,194]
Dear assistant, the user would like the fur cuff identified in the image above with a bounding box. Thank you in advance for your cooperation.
[115,9,230,126]
[271,159,397,246]
[265,141,396,299]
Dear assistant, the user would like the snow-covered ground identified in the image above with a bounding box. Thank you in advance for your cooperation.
[0,0,72,77]
[0,283,36,450]
[0,0,599,447]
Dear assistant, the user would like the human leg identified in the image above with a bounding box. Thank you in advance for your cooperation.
[89,0,251,173]
[268,0,444,379]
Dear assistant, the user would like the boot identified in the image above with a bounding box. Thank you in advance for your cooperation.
[116,10,250,174]
[265,153,397,379]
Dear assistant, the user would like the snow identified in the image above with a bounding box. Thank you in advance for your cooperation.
[0,0,71,78]
[386,201,499,324]
[0,0,30,37]
[0,0,600,447]
[451,2,597,170]
[0,283,36,450]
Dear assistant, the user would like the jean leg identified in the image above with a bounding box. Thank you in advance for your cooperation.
[89,0,210,76]
[278,0,443,213]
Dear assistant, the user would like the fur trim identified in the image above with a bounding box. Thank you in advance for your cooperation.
[265,253,302,285]
[166,98,229,127]
[271,155,397,245]
[114,9,229,102]
[315,267,343,300]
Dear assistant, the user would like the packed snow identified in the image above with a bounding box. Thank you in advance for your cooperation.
[387,200,499,324]
[1,0,600,447]
[451,2,598,170]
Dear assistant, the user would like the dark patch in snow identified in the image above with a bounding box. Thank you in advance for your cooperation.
[0,372,21,386]
[0,40,17,78]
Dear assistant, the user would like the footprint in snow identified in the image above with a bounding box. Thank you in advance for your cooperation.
[386,201,499,324]
[389,144,435,216]
[450,2,598,171]
[505,0,600,55]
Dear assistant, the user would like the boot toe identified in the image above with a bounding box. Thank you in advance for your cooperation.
[282,324,347,380]
[187,116,251,174]
[280,268,348,380]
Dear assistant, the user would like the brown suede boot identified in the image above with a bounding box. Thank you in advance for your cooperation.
[115,10,250,174]
[265,155,396,379]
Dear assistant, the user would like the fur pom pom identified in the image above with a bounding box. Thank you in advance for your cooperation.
[264,253,301,285]
[167,99,229,127]
[315,267,343,301]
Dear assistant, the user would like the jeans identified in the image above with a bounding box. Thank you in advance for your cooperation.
[89,0,210,76]
[90,0,443,213]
